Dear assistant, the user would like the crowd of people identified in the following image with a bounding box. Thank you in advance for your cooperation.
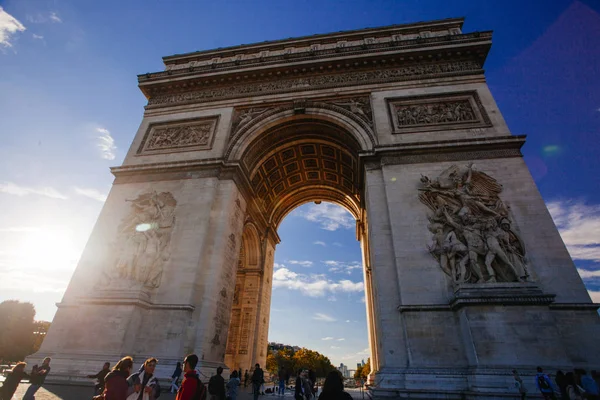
[513,367,600,400]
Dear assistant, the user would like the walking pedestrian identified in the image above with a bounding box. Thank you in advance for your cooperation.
[171,362,183,393]
[317,370,352,400]
[126,357,160,400]
[535,367,558,400]
[227,370,241,400]
[103,356,134,400]
[208,366,226,400]
[577,369,599,399]
[244,370,250,388]
[88,362,111,395]
[251,364,264,400]
[556,371,568,400]
[22,357,51,400]
[295,370,304,400]
[278,368,286,396]
[512,369,527,400]
[0,362,28,400]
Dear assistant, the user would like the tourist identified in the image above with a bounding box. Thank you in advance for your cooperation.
[244,370,250,388]
[208,366,226,400]
[171,362,183,393]
[251,363,265,400]
[555,370,568,400]
[227,371,241,400]
[22,357,51,400]
[308,370,317,397]
[88,362,111,395]
[278,367,286,396]
[103,356,134,400]
[1,362,28,400]
[577,369,599,399]
[512,369,527,400]
[127,357,160,400]
[317,370,352,400]
[535,367,558,400]
[565,372,585,400]
[294,369,304,400]
[176,354,206,400]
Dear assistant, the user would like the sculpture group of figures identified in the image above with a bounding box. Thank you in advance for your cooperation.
[419,164,529,284]
[99,191,177,290]
[396,100,476,126]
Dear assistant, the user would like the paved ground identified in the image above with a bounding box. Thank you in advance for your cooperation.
[3,382,367,400]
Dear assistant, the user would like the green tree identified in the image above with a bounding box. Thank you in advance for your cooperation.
[0,300,36,361]
[353,358,371,382]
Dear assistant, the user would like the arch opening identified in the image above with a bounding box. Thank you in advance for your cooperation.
[224,116,377,383]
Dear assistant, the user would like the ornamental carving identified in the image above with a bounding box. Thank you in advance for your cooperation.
[396,100,476,126]
[98,191,177,290]
[418,164,529,284]
[148,61,481,106]
[138,118,218,154]
[330,97,373,127]
[388,91,491,134]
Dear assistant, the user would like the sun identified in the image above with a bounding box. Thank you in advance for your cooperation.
[15,228,81,274]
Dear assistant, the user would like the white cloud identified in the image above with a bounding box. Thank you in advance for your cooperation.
[327,296,337,302]
[313,313,336,322]
[297,203,355,231]
[578,269,600,279]
[337,338,345,341]
[96,127,116,160]
[325,260,362,274]
[589,291,600,303]
[547,200,600,262]
[0,181,67,199]
[0,7,25,49]
[288,260,313,267]
[313,241,326,246]
[32,33,43,40]
[345,320,351,323]
[272,267,363,297]
[274,262,285,269]
[74,187,107,202]
[49,12,62,23]
[321,337,334,341]
[333,242,343,247]
[330,346,340,349]
[341,348,370,361]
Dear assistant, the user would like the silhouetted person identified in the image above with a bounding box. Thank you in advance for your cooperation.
[318,370,352,400]
[278,368,287,396]
[88,362,111,395]
[512,369,527,400]
[23,357,51,400]
[252,364,264,400]
[565,372,584,400]
[208,366,226,400]
[104,356,134,400]
[577,369,599,399]
[555,370,568,400]
[227,370,241,400]
[1,362,28,400]
[244,370,250,388]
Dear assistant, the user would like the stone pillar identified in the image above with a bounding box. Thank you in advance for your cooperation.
[363,162,408,389]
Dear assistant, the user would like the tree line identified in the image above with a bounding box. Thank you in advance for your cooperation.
[265,346,337,378]
[0,300,50,362]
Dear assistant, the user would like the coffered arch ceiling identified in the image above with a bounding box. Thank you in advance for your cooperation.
[241,120,362,227]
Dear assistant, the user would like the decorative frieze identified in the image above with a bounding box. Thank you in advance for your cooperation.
[137,118,218,154]
[388,91,491,134]
[147,61,481,107]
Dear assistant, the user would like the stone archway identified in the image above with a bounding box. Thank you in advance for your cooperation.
[33,18,600,399]
[222,113,377,376]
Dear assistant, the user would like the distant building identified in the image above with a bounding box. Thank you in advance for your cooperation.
[357,363,361,369]
[338,363,349,378]
[361,359,365,366]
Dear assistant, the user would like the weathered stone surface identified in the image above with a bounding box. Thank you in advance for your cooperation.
[33,17,600,400]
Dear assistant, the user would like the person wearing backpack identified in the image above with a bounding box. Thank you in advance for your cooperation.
[536,367,558,400]
[176,354,207,400]
[208,367,226,400]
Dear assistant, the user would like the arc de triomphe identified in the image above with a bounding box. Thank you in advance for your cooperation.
[35,18,600,398]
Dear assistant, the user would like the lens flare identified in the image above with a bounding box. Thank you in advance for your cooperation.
[542,145,561,156]
[136,223,153,232]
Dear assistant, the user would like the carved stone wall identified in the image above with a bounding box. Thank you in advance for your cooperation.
[388,91,491,134]
[137,118,219,154]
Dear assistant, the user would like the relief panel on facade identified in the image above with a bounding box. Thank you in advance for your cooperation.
[388,91,492,134]
[238,308,253,354]
[137,117,218,154]
[98,191,177,290]
[419,164,529,284]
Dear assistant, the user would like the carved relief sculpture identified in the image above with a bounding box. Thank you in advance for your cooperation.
[418,164,529,284]
[99,191,177,290]
[396,100,476,126]
[138,119,218,154]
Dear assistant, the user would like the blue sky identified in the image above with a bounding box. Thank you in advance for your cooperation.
[0,0,599,368]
